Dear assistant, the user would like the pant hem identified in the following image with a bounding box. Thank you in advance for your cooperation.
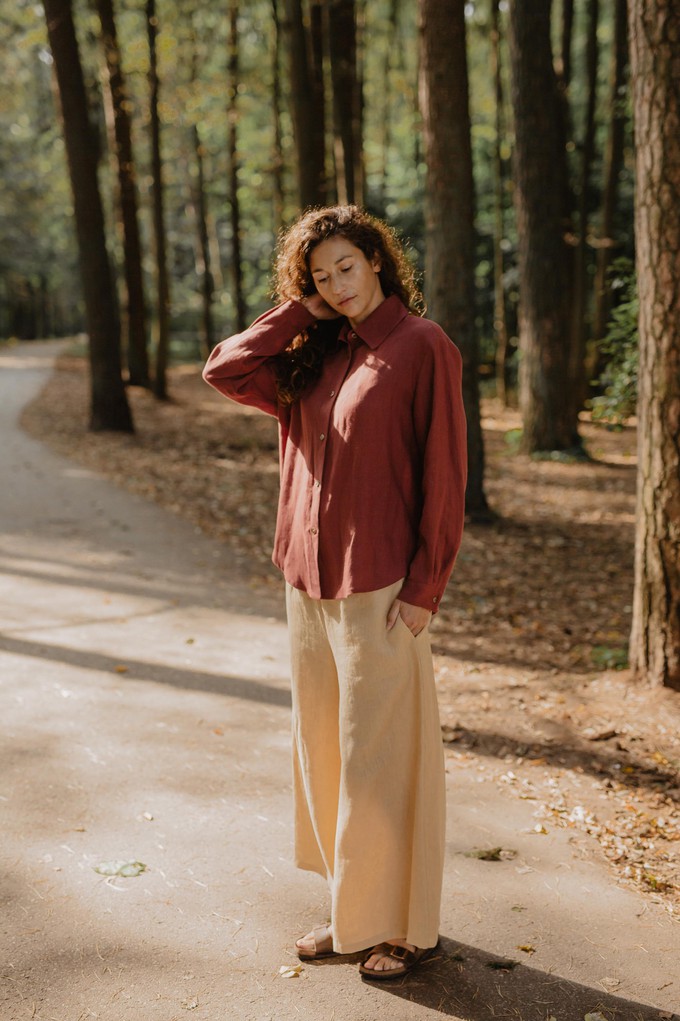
[333,929,440,956]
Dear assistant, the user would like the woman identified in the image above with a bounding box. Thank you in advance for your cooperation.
[203,205,467,979]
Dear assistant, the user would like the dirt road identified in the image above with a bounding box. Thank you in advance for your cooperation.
[1,342,677,1021]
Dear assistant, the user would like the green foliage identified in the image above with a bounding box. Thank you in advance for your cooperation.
[591,644,629,671]
[0,0,637,367]
[590,259,639,426]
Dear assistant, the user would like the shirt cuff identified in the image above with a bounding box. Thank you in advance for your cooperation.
[398,578,443,614]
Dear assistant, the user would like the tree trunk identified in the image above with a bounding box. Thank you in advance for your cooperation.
[568,0,599,419]
[146,0,171,400]
[271,0,285,233]
[559,0,574,88]
[228,0,246,332]
[378,0,400,209]
[191,124,215,356]
[491,0,510,405]
[419,0,491,521]
[592,0,628,345]
[44,0,133,432]
[628,0,680,690]
[508,0,579,452]
[328,0,363,205]
[283,0,327,209]
[95,0,149,388]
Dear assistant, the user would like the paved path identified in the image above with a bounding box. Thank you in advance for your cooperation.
[1,342,678,1021]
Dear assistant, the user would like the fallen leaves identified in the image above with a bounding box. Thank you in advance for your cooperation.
[93,859,147,877]
[279,964,303,979]
[463,847,517,861]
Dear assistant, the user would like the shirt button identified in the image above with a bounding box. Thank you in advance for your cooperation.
[319,433,325,441]
[314,480,321,488]
[432,596,438,603]
[329,390,335,397]
[349,331,356,340]
[310,527,318,535]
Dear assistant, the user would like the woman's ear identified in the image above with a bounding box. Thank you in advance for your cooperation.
[371,253,382,274]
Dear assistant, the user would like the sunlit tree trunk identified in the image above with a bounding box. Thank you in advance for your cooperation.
[419,0,490,521]
[146,0,170,400]
[44,0,133,432]
[508,0,579,452]
[628,0,680,690]
[95,0,149,388]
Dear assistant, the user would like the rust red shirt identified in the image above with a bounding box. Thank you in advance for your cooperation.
[203,294,467,611]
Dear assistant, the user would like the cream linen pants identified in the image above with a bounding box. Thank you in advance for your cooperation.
[286,578,445,955]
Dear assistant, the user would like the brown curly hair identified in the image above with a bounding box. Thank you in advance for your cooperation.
[271,205,424,405]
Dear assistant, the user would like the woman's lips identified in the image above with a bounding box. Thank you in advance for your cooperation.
[338,295,355,306]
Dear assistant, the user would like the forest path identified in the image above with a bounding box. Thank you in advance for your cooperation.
[0,341,677,1021]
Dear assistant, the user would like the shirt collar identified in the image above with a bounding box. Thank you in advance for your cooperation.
[338,294,409,350]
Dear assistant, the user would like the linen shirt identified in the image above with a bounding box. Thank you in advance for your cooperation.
[202,294,467,611]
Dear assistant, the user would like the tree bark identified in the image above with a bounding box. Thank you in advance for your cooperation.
[568,0,600,418]
[227,0,246,333]
[419,0,490,521]
[328,0,363,205]
[271,0,285,232]
[508,0,579,452]
[95,0,149,388]
[191,123,215,356]
[44,0,133,432]
[628,0,680,690]
[146,0,171,400]
[592,0,629,344]
[283,0,327,208]
[491,0,510,405]
[559,0,575,88]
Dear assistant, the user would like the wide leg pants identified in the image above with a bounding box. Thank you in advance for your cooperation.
[286,578,445,954]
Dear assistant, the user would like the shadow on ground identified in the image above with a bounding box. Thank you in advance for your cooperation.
[350,936,676,1021]
[0,631,291,707]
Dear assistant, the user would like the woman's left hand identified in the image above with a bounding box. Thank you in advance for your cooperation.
[386,598,432,637]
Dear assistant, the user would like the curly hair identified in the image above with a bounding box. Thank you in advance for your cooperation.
[271,205,424,405]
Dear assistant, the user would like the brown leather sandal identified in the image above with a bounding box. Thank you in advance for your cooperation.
[296,923,337,961]
[359,941,438,980]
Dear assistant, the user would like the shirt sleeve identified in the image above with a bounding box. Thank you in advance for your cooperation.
[202,300,317,416]
[398,328,468,613]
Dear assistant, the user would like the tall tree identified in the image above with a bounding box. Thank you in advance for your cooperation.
[283,0,327,208]
[490,0,510,405]
[228,0,246,332]
[419,0,490,520]
[567,0,600,417]
[271,0,285,232]
[146,0,171,399]
[95,0,150,388]
[328,0,363,205]
[43,0,133,432]
[508,0,579,452]
[628,0,680,690]
[592,0,629,345]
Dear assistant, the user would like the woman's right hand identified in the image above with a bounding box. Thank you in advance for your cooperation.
[300,294,341,320]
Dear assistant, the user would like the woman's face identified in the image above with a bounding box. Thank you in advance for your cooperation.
[309,237,385,326]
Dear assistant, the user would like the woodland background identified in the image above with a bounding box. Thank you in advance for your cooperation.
[1,0,679,696]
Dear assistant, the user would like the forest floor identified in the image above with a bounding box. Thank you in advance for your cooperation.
[22,353,680,927]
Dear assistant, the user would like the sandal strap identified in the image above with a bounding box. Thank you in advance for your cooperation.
[312,924,333,952]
